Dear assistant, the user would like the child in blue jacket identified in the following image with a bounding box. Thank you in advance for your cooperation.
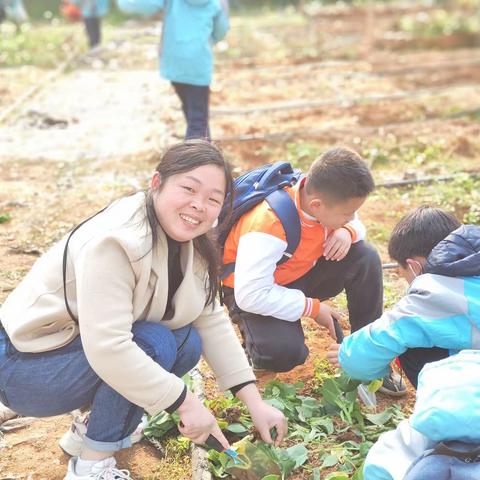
[118,0,229,140]
[327,205,480,388]
[364,350,480,480]
[70,0,110,48]
[0,0,28,24]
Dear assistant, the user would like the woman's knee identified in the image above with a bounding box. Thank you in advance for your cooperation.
[132,321,177,371]
[171,326,202,377]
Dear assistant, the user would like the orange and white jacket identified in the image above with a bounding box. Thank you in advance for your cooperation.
[222,178,366,322]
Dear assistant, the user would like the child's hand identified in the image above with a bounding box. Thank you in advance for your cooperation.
[324,228,352,261]
[327,343,341,368]
[314,304,341,340]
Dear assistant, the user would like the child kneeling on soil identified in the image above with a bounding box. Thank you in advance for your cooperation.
[0,140,286,480]
[363,349,480,480]
[221,146,405,396]
[327,205,480,389]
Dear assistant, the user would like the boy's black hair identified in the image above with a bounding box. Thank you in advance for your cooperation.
[305,147,375,203]
[388,206,461,267]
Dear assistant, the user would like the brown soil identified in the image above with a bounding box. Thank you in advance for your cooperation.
[0,2,479,479]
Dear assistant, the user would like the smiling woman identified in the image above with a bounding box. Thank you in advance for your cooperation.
[0,139,287,480]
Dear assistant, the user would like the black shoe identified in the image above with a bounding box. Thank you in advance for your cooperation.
[378,370,407,397]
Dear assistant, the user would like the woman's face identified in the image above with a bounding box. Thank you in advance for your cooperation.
[151,164,226,242]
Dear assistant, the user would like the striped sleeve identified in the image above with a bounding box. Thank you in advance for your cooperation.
[343,213,366,243]
[234,232,311,321]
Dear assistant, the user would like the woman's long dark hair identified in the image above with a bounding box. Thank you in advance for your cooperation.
[146,139,233,306]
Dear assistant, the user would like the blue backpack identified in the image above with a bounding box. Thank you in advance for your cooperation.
[217,161,303,278]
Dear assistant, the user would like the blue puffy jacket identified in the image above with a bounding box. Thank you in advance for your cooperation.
[363,350,480,480]
[338,225,480,381]
[117,0,229,86]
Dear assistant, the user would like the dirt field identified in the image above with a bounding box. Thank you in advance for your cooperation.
[1,2,479,479]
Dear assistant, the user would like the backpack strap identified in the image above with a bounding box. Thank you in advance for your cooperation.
[265,188,301,263]
[427,442,480,463]
[221,187,300,279]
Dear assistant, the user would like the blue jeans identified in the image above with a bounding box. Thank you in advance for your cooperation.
[0,321,201,452]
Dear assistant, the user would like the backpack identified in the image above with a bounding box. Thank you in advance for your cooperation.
[217,161,303,279]
[404,441,480,480]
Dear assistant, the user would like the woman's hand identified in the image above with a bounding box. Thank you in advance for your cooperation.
[235,384,287,446]
[249,400,288,446]
[177,389,230,449]
[314,304,341,340]
[324,228,352,261]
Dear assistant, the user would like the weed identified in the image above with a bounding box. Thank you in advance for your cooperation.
[397,9,480,37]
[0,23,77,68]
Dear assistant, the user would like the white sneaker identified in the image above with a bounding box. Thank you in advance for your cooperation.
[64,456,132,479]
[59,414,148,457]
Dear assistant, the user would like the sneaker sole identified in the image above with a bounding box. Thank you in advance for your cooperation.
[378,386,408,397]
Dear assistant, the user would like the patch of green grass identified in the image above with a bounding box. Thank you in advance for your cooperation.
[0,213,11,224]
[397,9,480,37]
[0,22,78,67]
[383,271,405,310]
[365,219,395,245]
[285,141,323,170]
[408,174,480,224]
[363,140,446,173]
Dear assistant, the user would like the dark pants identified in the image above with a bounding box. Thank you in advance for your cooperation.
[84,17,101,48]
[399,347,449,389]
[171,82,210,140]
[224,241,383,372]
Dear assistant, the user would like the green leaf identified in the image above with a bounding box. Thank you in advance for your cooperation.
[321,378,343,407]
[352,463,365,480]
[322,454,339,468]
[226,423,249,434]
[265,398,285,411]
[261,476,280,480]
[365,409,394,426]
[367,379,383,393]
[312,467,321,480]
[0,213,11,224]
[325,473,349,480]
[281,444,309,469]
[144,410,176,438]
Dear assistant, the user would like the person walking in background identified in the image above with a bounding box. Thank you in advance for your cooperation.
[118,0,229,140]
[0,0,28,25]
[62,0,110,49]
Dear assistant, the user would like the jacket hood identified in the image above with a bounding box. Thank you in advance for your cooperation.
[185,0,210,5]
[425,225,480,277]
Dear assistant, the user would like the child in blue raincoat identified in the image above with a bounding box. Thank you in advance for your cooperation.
[70,0,110,48]
[0,0,28,24]
[118,0,229,139]
[364,350,480,480]
[327,205,480,388]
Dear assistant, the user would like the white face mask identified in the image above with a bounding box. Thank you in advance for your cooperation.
[408,260,424,279]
